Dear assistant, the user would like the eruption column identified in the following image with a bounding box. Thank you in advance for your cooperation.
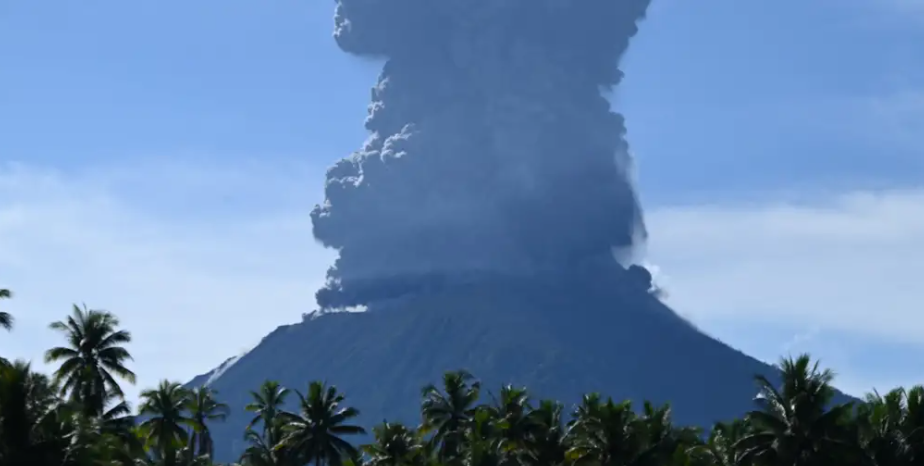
[313,0,652,309]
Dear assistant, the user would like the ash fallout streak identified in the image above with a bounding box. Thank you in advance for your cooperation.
[312,0,653,310]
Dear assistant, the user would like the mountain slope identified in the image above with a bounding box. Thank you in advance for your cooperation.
[185,355,242,388]
[193,264,794,462]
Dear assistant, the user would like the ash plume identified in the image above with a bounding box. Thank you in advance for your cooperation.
[312,0,652,309]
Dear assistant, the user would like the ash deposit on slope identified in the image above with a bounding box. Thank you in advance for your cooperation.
[313,0,652,309]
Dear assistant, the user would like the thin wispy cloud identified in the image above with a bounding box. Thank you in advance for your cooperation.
[649,188,924,342]
[646,188,924,395]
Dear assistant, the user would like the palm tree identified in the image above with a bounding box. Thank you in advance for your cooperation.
[420,370,482,462]
[523,400,568,466]
[634,401,701,466]
[44,304,136,417]
[0,290,12,367]
[0,360,66,465]
[856,387,912,466]
[186,385,230,458]
[0,289,13,332]
[689,420,749,466]
[135,445,213,466]
[363,421,426,466]
[735,354,856,466]
[101,394,144,461]
[60,392,142,465]
[138,380,194,466]
[242,426,282,466]
[565,394,646,466]
[488,384,538,460]
[460,407,503,466]
[242,380,293,465]
[246,380,291,446]
[856,385,924,466]
[901,386,924,464]
[276,381,366,466]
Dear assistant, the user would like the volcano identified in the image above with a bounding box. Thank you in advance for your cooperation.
[192,263,786,462]
[190,1,804,461]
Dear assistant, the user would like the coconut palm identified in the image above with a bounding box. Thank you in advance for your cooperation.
[420,370,482,462]
[689,420,749,466]
[135,445,213,466]
[634,401,702,466]
[523,400,568,466]
[276,381,366,466]
[856,387,912,466]
[241,381,294,466]
[488,384,539,459]
[363,421,426,466]
[565,394,646,466]
[857,385,924,466]
[241,426,283,466]
[246,380,291,446]
[58,390,143,465]
[735,354,855,466]
[138,380,194,466]
[0,289,13,332]
[0,360,66,465]
[101,395,145,462]
[901,386,924,463]
[44,304,136,417]
[460,407,504,466]
[186,385,230,458]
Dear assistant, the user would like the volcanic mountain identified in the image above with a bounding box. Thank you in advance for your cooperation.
[188,0,822,461]
[192,262,788,462]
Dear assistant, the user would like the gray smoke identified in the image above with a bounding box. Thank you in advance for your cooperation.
[313,0,652,309]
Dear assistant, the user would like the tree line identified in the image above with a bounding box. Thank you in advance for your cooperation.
[1,288,922,466]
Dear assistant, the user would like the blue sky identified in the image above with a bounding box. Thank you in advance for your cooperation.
[1,0,922,403]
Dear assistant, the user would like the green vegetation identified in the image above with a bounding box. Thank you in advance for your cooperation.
[1,290,922,466]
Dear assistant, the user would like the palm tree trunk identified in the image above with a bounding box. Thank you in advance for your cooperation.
[188,428,198,456]
[198,431,211,458]
[164,445,176,466]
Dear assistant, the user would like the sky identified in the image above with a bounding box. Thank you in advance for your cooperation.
[1,0,922,403]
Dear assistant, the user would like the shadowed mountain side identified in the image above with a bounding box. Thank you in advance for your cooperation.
[192,264,803,462]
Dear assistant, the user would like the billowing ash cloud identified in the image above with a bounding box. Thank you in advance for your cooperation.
[312,0,652,309]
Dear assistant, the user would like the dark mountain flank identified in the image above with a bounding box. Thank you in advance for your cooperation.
[194,264,784,462]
